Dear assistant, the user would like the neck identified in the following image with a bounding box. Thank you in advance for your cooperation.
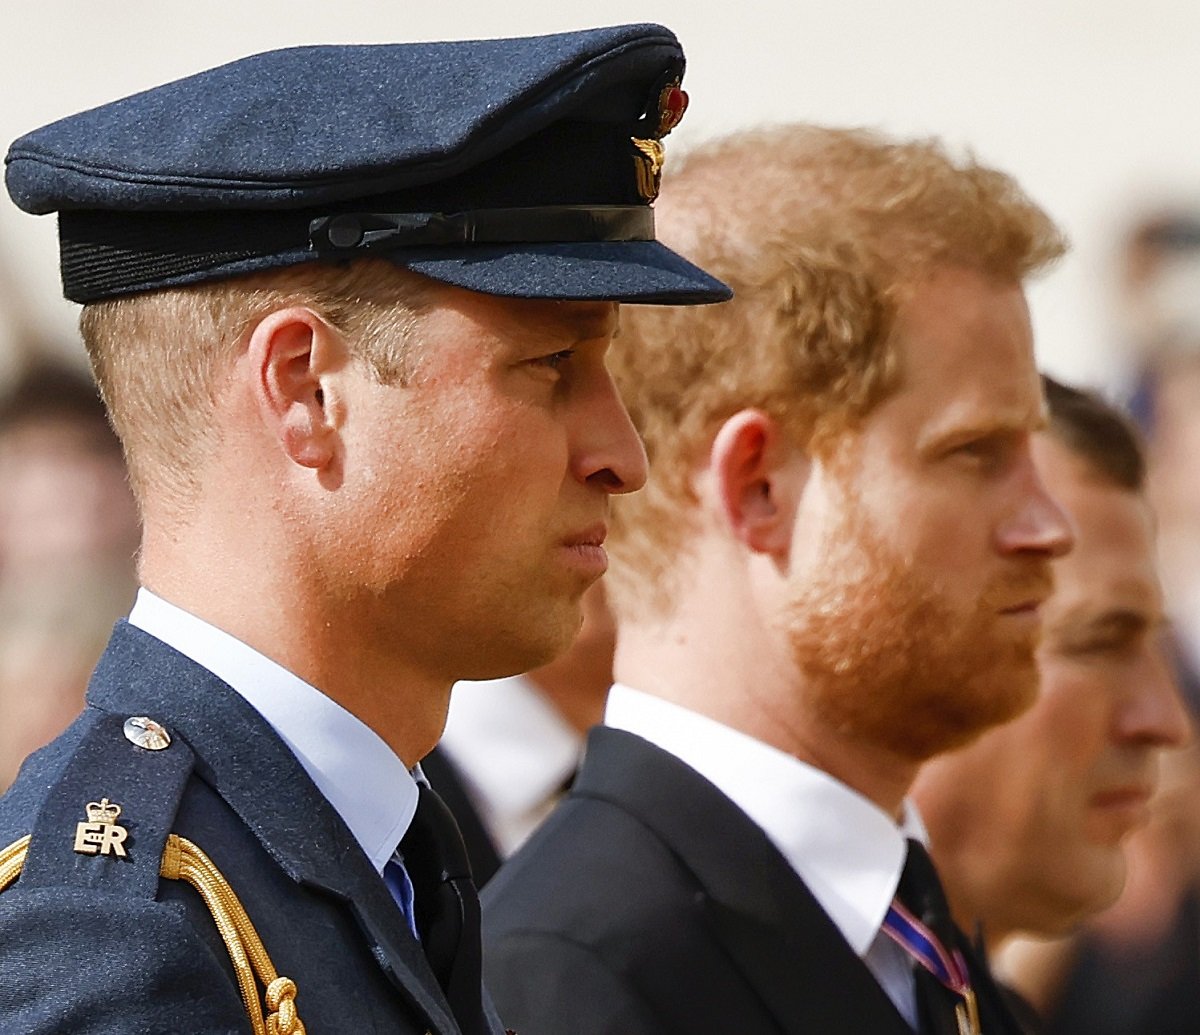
[140,524,451,769]
[614,605,917,818]
[946,880,1009,956]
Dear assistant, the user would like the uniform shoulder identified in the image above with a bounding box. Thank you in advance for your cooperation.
[0,709,286,1032]
[0,707,194,901]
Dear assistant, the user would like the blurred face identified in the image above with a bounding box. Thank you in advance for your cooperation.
[0,418,138,571]
[914,434,1189,942]
[786,267,1073,761]
[333,287,647,683]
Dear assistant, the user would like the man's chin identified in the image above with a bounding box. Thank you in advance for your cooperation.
[509,602,587,673]
[886,658,1041,762]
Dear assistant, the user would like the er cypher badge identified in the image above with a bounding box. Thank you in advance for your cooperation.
[73,798,129,858]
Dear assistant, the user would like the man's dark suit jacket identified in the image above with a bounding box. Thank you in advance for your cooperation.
[482,725,1024,1035]
[0,621,502,1035]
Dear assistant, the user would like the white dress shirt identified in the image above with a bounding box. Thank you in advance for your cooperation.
[128,588,419,875]
[605,683,924,1028]
[440,673,581,856]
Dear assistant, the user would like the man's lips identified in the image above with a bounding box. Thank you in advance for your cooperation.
[989,569,1054,617]
[561,524,608,575]
[998,599,1045,616]
[563,524,608,549]
[1090,784,1154,811]
[1088,783,1156,840]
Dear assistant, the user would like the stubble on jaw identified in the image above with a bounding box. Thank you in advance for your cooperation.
[783,508,1051,763]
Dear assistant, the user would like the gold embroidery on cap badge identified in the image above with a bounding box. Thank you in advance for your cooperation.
[631,78,689,201]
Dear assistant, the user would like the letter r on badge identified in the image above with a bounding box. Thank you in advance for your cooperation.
[73,798,130,858]
[74,822,128,857]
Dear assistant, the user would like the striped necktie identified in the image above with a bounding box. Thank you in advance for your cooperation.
[883,839,981,1035]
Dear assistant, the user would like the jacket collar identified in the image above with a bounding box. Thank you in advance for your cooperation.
[575,726,916,1035]
[87,621,462,1035]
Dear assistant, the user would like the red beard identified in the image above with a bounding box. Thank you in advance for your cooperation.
[784,508,1051,762]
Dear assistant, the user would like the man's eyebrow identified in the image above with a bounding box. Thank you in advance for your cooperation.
[1057,607,1155,641]
[917,415,1030,454]
[551,304,619,343]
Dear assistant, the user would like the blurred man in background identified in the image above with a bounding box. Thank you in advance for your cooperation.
[913,377,1188,960]
[1012,213,1200,1035]
[0,362,138,789]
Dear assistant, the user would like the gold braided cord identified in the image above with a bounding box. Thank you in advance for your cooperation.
[161,834,305,1035]
[160,834,266,1031]
[0,834,304,1035]
[0,835,30,891]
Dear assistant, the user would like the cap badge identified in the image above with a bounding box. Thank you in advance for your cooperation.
[73,798,129,858]
[632,139,666,202]
[655,81,688,138]
[632,78,689,202]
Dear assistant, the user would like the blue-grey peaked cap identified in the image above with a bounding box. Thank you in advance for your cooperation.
[5,23,731,305]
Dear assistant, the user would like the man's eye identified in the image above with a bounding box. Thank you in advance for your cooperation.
[1058,635,1137,658]
[531,349,575,371]
[951,437,1011,473]
[957,439,995,458]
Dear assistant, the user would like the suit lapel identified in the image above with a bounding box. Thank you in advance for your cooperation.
[575,727,914,1035]
[86,622,462,1035]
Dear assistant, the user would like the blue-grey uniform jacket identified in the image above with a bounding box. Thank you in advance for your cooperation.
[0,621,503,1035]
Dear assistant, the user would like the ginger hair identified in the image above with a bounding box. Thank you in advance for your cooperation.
[609,124,1067,619]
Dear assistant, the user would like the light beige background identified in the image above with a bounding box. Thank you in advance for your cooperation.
[1,1,1197,387]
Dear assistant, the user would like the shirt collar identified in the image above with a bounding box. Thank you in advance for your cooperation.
[128,588,418,873]
[439,674,581,849]
[605,682,926,956]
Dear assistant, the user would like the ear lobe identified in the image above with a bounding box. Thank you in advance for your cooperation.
[248,308,340,471]
[710,410,807,558]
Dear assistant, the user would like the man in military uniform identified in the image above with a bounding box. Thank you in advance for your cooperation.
[0,25,727,1034]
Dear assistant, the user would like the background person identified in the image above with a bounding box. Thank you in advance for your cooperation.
[912,376,1189,958]
[427,581,615,884]
[0,361,138,791]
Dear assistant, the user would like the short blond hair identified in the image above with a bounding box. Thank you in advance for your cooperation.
[79,259,432,513]
[609,124,1066,619]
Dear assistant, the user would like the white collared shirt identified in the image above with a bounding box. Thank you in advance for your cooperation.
[605,683,923,1028]
[128,588,418,874]
[440,674,581,856]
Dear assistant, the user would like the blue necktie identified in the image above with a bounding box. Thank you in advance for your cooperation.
[382,850,421,941]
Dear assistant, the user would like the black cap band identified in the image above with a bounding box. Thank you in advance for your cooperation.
[309,205,655,251]
[58,204,656,303]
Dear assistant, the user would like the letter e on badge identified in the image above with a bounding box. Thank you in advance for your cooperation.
[73,798,129,858]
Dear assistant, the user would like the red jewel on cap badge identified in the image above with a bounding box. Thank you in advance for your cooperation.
[632,78,689,202]
[657,82,688,138]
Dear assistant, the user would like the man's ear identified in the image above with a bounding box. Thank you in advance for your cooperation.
[708,409,809,558]
[246,307,343,470]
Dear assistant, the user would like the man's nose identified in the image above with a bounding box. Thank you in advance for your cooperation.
[997,461,1076,559]
[1115,642,1192,750]
[573,371,649,495]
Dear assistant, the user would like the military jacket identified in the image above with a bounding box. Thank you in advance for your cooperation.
[0,621,500,1035]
